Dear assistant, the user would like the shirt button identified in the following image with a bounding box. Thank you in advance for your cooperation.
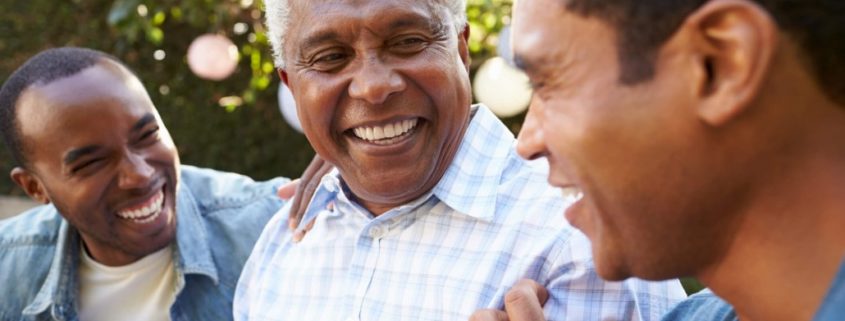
[369,225,387,239]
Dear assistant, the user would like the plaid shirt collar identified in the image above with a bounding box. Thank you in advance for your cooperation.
[431,104,512,220]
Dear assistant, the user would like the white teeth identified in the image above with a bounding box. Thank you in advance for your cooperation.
[384,124,396,137]
[352,118,419,142]
[560,187,584,205]
[117,190,164,223]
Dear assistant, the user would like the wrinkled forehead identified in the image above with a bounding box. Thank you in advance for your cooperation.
[289,0,444,17]
[286,0,451,41]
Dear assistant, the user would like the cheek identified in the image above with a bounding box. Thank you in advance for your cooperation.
[153,142,179,164]
[405,52,471,102]
[292,76,347,153]
[50,182,109,225]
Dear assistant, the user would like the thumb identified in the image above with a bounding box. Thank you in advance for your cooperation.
[503,279,549,321]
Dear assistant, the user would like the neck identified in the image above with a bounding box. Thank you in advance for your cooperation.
[698,122,845,321]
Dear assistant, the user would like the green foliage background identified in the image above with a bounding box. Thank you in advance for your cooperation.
[0,0,703,295]
[0,0,519,195]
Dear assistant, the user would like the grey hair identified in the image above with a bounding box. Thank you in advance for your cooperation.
[264,0,468,69]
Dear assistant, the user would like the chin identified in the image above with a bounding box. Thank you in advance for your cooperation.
[594,261,634,281]
[597,252,690,281]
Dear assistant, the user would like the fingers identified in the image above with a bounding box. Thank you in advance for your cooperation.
[289,154,335,232]
[470,279,549,321]
[502,279,549,321]
[292,219,317,243]
[277,179,300,200]
[469,309,510,321]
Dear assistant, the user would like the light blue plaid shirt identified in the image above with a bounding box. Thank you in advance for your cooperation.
[235,105,686,321]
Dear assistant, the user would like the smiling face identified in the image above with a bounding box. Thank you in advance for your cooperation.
[280,0,472,215]
[513,0,745,280]
[14,59,180,266]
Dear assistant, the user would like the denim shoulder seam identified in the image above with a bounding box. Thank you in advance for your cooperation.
[0,235,57,247]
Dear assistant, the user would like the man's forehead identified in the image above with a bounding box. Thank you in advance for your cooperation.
[30,61,144,105]
[288,0,445,35]
[16,62,152,140]
[512,0,574,73]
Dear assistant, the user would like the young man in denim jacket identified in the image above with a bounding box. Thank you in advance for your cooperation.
[0,47,292,321]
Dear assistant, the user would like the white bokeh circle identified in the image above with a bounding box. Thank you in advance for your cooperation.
[187,34,239,81]
[278,82,302,133]
[473,57,532,117]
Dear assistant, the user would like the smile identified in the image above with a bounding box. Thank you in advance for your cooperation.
[116,189,164,224]
[351,118,419,145]
[560,186,584,205]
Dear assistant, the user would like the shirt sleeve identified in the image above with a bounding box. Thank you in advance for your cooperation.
[233,202,292,321]
[542,231,688,321]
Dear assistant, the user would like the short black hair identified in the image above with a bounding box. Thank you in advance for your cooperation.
[565,0,845,105]
[0,47,127,168]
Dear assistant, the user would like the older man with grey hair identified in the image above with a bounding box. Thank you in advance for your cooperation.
[233,0,687,320]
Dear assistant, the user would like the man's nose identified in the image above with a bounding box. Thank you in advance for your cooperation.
[117,152,154,190]
[348,56,406,105]
[516,98,547,161]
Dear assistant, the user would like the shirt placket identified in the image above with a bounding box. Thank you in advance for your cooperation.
[346,214,393,321]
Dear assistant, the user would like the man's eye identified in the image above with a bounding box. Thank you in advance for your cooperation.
[395,37,424,46]
[140,127,160,142]
[391,37,427,52]
[72,158,103,173]
[312,52,348,70]
[529,80,546,91]
[317,53,344,62]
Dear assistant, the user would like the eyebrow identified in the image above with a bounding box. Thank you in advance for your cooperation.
[300,30,342,53]
[387,15,443,34]
[62,113,155,165]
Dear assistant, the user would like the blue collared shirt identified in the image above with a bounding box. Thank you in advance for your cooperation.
[660,290,737,321]
[235,105,687,321]
[815,258,845,321]
[0,166,286,321]
[660,260,845,321]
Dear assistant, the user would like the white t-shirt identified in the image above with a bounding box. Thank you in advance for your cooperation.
[78,245,176,321]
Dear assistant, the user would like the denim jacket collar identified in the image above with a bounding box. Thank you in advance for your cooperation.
[22,178,220,318]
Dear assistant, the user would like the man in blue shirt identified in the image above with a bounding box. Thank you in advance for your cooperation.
[0,47,294,320]
[473,0,845,320]
[234,0,687,320]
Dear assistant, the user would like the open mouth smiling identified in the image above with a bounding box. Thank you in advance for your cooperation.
[116,187,165,224]
[348,117,420,146]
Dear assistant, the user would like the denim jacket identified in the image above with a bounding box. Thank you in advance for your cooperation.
[0,165,287,321]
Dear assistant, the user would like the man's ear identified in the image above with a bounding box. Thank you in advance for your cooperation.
[683,0,778,126]
[458,24,471,72]
[279,69,290,88]
[10,167,50,204]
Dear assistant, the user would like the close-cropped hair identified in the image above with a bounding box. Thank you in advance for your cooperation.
[559,0,844,105]
[0,47,128,168]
